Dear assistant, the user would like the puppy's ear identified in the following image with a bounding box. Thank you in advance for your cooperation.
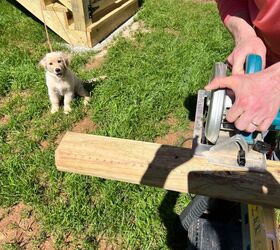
[62,53,71,67]
[39,56,47,68]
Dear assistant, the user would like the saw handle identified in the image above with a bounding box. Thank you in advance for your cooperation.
[245,54,262,74]
[271,114,280,130]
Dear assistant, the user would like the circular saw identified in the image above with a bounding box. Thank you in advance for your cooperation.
[204,63,228,144]
[192,54,269,169]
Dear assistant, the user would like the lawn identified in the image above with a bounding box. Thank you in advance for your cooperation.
[0,0,244,249]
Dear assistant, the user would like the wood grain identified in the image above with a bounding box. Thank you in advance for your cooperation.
[248,205,279,250]
[16,0,89,46]
[55,132,280,208]
[16,0,138,47]
[59,0,72,11]
[88,0,138,46]
[71,0,90,31]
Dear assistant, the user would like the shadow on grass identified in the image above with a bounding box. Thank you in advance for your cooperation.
[158,191,189,250]
[184,94,197,122]
[140,145,192,249]
[138,0,145,6]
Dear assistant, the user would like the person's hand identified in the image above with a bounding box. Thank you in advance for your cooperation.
[205,64,280,132]
[227,36,267,74]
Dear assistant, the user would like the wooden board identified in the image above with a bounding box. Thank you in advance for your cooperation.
[88,0,138,46]
[55,132,280,208]
[59,0,72,11]
[45,2,68,12]
[41,0,55,8]
[91,0,127,21]
[71,0,90,31]
[91,0,117,15]
[248,205,279,250]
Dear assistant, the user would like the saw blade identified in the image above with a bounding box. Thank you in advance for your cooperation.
[205,63,228,144]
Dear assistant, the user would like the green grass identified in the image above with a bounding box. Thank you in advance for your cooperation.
[0,0,237,248]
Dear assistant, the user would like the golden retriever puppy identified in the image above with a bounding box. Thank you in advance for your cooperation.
[40,51,90,114]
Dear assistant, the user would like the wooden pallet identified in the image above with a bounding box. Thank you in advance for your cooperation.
[15,0,139,47]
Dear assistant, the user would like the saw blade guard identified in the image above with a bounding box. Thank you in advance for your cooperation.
[205,62,228,144]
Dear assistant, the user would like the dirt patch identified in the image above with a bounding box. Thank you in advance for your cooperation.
[0,204,75,250]
[165,116,178,126]
[53,116,97,146]
[0,203,42,249]
[85,49,108,70]
[181,122,194,148]
[0,90,31,108]
[155,120,194,148]
[40,237,55,250]
[165,28,181,37]
[39,140,49,149]
[0,115,10,125]
[97,237,114,250]
[85,21,151,70]
[0,203,122,249]
[96,235,123,250]
[71,117,97,133]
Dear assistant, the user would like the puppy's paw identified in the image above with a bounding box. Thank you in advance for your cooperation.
[84,97,91,106]
[64,106,72,114]
[51,106,59,114]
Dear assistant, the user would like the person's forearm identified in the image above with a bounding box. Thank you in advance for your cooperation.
[225,16,257,46]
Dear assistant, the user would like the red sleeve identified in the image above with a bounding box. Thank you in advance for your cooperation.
[216,0,250,25]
